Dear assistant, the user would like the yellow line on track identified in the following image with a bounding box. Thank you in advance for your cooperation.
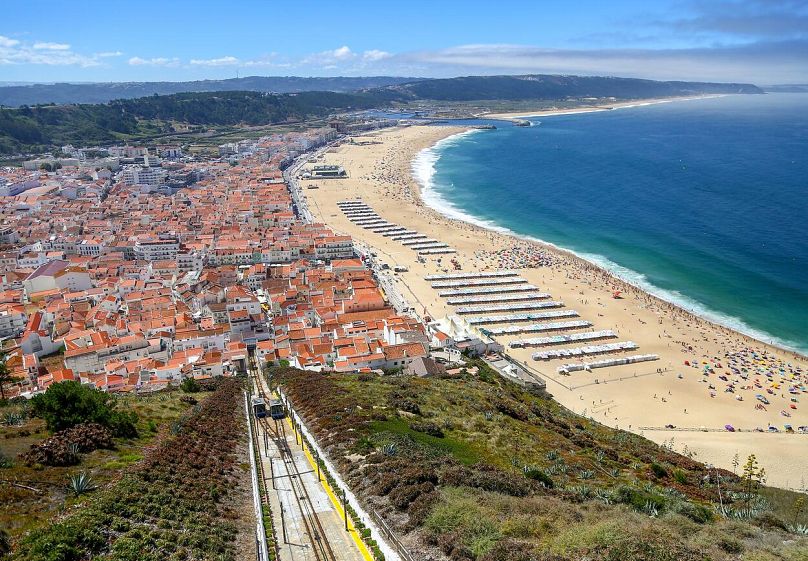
[284,416,374,561]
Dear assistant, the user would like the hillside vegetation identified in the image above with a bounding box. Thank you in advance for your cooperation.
[0,74,763,155]
[0,387,197,546]
[0,76,420,107]
[274,364,808,561]
[0,90,397,154]
[6,378,252,561]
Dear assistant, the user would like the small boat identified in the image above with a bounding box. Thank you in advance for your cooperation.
[725,424,736,432]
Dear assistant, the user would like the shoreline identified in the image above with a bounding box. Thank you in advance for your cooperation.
[300,124,808,488]
[482,94,728,120]
[413,126,807,358]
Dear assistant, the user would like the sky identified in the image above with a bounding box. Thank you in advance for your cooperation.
[1,0,806,84]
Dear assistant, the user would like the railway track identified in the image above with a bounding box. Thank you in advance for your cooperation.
[249,356,337,561]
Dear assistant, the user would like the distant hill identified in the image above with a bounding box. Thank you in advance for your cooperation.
[763,84,808,93]
[0,74,765,108]
[386,74,764,101]
[0,76,421,107]
[0,74,765,154]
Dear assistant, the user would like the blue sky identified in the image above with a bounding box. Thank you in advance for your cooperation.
[1,0,806,84]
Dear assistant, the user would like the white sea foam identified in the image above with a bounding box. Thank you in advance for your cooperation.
[412,128,806,356]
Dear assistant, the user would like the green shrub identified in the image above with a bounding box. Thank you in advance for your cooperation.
[0,528,9,557]
[180,377,201,393]
[650,463,668,479]
[425,490,502,556]
[523,467,554,488]
[614,485,666,514]
[30,381,138,437]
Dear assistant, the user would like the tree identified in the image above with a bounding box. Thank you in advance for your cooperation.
[30,381,138,437]
[741,454,767,506]
[180,377,200,393]
[0,351,13,401]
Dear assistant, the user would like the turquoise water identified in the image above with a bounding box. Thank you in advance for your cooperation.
[415,94,808,353]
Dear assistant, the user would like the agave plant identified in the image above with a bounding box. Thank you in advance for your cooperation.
[568,485,594,500]
[609,468,621,478]
[714,499,768,520]
[545,449,559,461]
[595,450,606,464]
[578,469,595,480]
[642,500,660,517]
[595,489,614,504]
[68,471,97,497]
[788,524,808,535]
[3,412,23,426]
[380,443,398,457]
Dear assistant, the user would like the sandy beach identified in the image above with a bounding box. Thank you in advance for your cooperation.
[484,95,726,119]
[299,124,807,489]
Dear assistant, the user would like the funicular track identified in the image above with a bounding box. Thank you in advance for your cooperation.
[249,356,337,561]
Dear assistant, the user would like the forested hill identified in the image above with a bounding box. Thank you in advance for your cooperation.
[0,90,398,154]
[0,73,763,108]
[386,74,764,101]
[0,74,764,155]
[0,76,420,107]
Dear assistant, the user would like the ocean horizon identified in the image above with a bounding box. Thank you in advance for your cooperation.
[413,93,808,355]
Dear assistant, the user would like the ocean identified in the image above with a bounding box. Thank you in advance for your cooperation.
[414,94,808,354]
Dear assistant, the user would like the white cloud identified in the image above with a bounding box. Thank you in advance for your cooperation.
[128,56,180,67]
[0,35,20,48]
[402,42,808,83]
[190,56,240,66]
[331,46,354,60]
[96,51,123,58]
[302,45,357,66]
[33,42,71,50]
[363,49,392,62]
[0,37,103,67]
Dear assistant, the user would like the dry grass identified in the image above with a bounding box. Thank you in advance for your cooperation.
[276,366,808,561]
[0,389,194,545]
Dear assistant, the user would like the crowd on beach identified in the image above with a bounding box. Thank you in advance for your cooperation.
[331,128,808,433]
[471,246,559,270]
[684,348,806,431]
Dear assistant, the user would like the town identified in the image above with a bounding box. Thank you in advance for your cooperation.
[0,121,485,399]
